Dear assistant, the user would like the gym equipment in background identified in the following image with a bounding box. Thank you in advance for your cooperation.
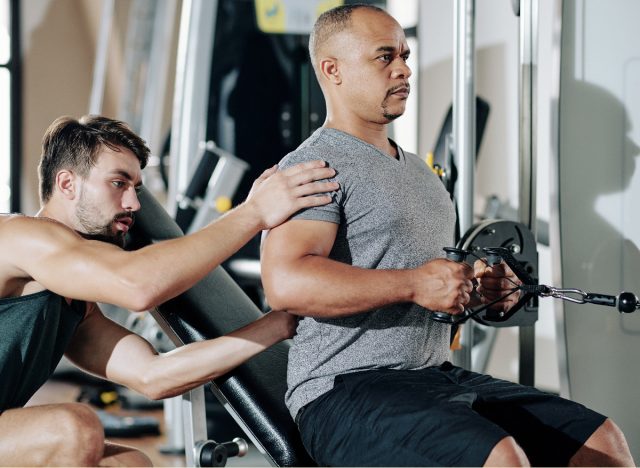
[174,141,248,234]
[429,96,490,201]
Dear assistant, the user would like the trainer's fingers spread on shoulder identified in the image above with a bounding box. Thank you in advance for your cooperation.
[284,160,329,176]
[298,194,333,208]
[258,164,278,180]
[295,181,339,197]
[289,167,336,186]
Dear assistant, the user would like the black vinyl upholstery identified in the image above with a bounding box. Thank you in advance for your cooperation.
[129,188,316,467]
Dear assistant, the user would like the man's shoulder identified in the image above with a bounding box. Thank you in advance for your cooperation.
[0,214,84,258]
[1,214,71,235]
[280,128,356,166]
[0,214,37,234]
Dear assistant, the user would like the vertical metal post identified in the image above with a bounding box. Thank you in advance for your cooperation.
[517,0,538,387]
[9,0,21,213]
[182,386,210,467]
[119,0,155,131]
[160,396,186,455]
[140,0,178,153]
[549,0,570,400]
[89,0,115,114]
[168,0,218,216]
[452,0,476,371]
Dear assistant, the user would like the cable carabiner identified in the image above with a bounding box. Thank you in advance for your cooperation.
[539,286,588,304]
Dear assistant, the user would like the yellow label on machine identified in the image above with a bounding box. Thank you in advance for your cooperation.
[255,0,343,34]
[255,0,286,33]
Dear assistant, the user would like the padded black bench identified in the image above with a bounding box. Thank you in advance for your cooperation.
[129,187,316,467]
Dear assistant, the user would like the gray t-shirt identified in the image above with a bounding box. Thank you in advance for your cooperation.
[278,128,457,419]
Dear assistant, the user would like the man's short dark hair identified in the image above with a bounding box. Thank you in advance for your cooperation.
[309,3,387,68]
[38,115,150,204]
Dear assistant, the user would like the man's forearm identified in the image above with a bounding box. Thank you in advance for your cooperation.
[111,312,289,400]
[264,255,417,317]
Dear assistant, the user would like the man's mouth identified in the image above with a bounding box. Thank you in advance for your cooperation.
[114,215,134,233]
[388,83,410,99]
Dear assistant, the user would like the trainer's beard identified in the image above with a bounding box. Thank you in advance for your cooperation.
[79,230,127,248]
[76,207,131,247]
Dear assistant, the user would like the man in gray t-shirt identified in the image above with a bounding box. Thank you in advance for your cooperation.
[277,127,457,420]
[261,4,633,468]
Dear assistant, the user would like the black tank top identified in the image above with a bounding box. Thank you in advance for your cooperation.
[0,290,85,410]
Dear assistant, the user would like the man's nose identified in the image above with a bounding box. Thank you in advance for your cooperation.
[391,57,412,80]
[124,187,141,212]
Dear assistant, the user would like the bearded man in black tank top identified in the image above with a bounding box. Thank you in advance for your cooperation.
[0,115,338,466]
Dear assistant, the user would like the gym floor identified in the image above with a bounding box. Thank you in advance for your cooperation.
[27,378,271,467]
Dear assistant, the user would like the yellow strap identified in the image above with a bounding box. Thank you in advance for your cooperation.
[450,327,462,351]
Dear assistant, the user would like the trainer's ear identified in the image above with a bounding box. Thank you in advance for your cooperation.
[56,170,77,200]
[319,57,341,85]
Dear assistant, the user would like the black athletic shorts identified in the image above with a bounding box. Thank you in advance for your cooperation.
[296,362,606,467]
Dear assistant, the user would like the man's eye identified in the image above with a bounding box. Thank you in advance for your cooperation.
[378,54,392,63]
[402,53,410,62]
[112,181,125,188]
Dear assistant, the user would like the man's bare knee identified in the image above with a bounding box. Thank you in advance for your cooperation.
[47,403,105,466]
[484,436,530,467]
[570,418,635,467]
[103,442,153,467]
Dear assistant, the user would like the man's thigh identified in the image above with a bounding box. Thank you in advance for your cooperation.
[298,368,508,467]
[449,364,607,466]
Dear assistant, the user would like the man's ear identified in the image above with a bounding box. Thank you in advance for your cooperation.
[56,170,77,200]
[319,57,341,85]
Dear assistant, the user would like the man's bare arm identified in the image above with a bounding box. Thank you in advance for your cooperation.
[1,161,338,310]
[64,303,295,400]
[261,219,474,317]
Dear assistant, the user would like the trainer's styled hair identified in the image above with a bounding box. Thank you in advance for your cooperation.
[309,3,386,70]
[38,115,150,204]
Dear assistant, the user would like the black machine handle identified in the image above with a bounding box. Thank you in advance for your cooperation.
[431,247,639,325]
[430,247,520,325]
[617,292,640,313]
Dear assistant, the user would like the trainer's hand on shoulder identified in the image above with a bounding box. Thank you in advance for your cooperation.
[412,258,475,315]
[246,161,339,229]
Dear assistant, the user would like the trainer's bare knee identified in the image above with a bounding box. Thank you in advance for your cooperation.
[47,403,105,466]
[570,418,635,467]
[484,436,530,467]
[103,442,153,467]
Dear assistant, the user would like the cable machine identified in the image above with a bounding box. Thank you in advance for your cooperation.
[449,0,539,386]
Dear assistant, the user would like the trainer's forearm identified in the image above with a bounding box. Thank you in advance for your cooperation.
[264,255,416,317]
[127,313,288,400]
